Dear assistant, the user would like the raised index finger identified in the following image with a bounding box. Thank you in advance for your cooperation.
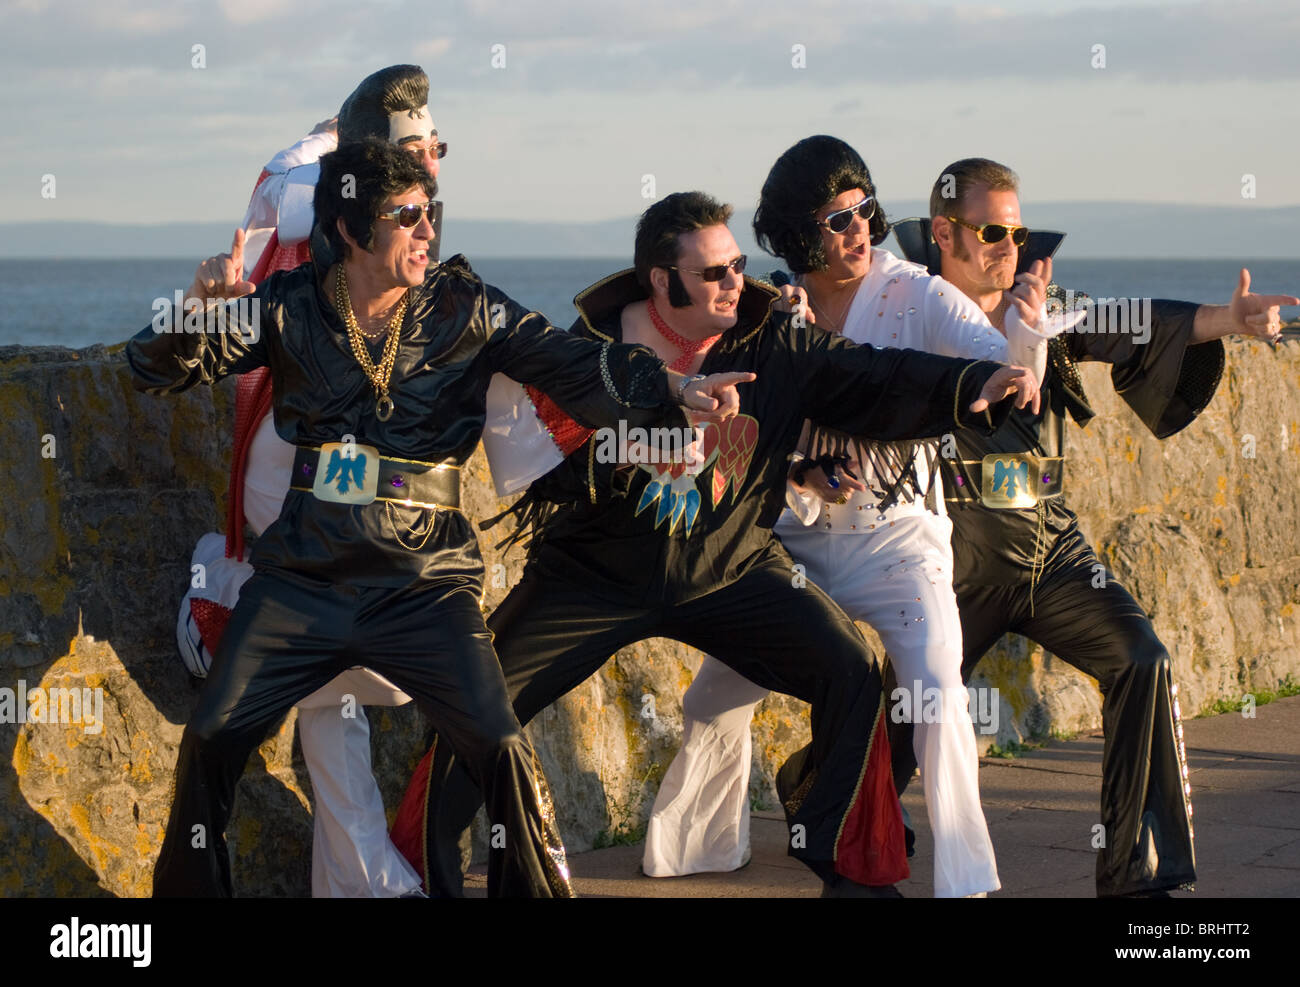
[1256,294,1300,308]
[230,227,246,268]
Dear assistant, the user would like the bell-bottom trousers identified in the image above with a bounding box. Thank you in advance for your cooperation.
[414,549,908,896]
[891,528,1197,896]
[151,570,571,898]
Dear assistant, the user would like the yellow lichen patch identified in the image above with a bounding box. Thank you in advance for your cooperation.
[67,802,122,875]
[974,660,1033,720]
[127,738,155,785]
[11,729,33,779]
[0,376,73,614]
[1229,573,1242,587]
[1281,603,1295,618]
[134,823,154,861]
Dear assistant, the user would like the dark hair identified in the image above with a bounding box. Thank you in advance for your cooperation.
[752,135,890,274]
[338,64,430,143]
[314,137,437,260]
[634,191,734,299]
[929,158,1019,220]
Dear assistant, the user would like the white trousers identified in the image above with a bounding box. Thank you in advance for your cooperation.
[643,514,1000,897]
[297,671,422,898]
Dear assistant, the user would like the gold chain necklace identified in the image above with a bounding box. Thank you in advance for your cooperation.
[335,266,408,422]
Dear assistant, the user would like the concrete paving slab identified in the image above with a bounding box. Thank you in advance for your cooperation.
[455,700,1300,897]
[1179,865,1300,897]
[1183,820,1300,868]
[1181,695,1300,763]
[1190,761,1300,794]
[1249,836,1300,871]
[1190,789,1300,831]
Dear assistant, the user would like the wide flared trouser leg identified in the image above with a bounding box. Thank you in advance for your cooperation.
[297,668,420,897]
[296,702,422,897]
[420,550,906,890]
[151,573,351,897]
[645,519,997,895]
[415,573,655,897]
[942,537,1196,896]
[352,581,576,898]
[664,554,907,886]
[642,657,767,877]
[809,519,998,897]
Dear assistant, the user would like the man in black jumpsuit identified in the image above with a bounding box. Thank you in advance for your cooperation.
[411,191,1041,896]
[127,141,752,898]
[892,157,1296,896]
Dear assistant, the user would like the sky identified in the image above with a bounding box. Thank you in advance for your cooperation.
[3,0,1298,229]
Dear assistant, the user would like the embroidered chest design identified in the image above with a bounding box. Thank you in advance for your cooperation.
[632,415,759,535]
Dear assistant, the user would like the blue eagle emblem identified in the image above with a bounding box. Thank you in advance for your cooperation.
[992,458,1029,501]
[324,449,369,494]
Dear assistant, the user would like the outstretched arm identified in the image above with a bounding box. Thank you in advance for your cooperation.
[785,315,1039,440]
[1191,268,1298,344]
[482,284,749,431]
[126,228,269,394]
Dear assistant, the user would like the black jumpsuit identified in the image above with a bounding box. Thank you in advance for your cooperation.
[411,270,1019,895]
[892,298,1221,896]
[127,254,689,898]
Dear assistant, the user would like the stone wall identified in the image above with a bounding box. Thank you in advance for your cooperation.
[1,337,1297,896]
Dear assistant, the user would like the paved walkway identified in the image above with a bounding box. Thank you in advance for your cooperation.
[466,695,1300,897]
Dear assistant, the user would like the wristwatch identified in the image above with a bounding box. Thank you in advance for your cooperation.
[676,373,707,406]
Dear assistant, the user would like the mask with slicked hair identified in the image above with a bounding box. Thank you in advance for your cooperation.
[337,64,435,145]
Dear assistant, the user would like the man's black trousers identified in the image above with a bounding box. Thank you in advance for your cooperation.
[890,528,1197,896]
[417,548,908,896]
[151,569,571,897]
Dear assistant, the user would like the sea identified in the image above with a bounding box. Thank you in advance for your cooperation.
[1,256,1297,349]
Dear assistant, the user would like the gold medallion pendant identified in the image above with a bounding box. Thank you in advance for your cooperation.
[336,266,407,422]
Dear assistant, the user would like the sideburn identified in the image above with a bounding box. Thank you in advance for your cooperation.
[667,269,693,308]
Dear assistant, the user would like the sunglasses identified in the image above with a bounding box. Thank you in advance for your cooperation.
[945,216,1029,246]
[670,255,747,282]
[377,200,443,230]
[818,196,877,234]
[404,138,449,160]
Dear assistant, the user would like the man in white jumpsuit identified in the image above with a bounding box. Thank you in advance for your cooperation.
[643,136,1056,897]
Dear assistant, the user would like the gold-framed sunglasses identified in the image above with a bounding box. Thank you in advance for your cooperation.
[376,200,443,230]
[945,216,1029,246]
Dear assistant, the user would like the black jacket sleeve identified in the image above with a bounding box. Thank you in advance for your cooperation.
[1068,298,1224,439]
[126,275,275,393]
[481,283,689,434]
[782,314,1010,439]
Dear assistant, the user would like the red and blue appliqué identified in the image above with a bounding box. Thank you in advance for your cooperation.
[633,415,759,535]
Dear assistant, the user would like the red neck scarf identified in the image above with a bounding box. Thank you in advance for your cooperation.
[647,299,722,373]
